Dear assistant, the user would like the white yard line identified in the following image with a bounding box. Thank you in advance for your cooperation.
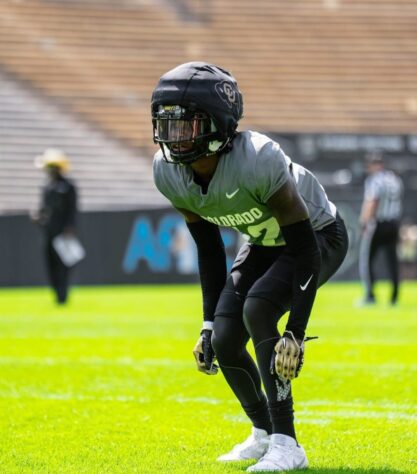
[0,391,415,423]
[0,356,416,371]
[0,356,190,367]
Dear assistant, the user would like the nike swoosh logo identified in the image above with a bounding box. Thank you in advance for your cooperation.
[226,188,239,199]
[300,274,314,291]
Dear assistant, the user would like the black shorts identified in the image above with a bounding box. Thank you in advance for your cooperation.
[214,213,349,319]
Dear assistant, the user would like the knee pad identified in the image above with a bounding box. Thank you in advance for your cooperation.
[211,329,237,363]
[212,316,248,363]
[211,330,224,357]
[243,297,279,334]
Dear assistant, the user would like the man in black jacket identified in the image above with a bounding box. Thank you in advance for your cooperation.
[32,149,78,304]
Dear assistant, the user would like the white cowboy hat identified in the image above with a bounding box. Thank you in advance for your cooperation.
[34,148,71,172]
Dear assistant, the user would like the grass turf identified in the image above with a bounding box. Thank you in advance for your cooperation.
[0,282,416,473]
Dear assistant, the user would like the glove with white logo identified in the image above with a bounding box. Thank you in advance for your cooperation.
[270,330,305,381]
[193,328,219,375]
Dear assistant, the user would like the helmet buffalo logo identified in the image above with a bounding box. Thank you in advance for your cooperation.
[215,80,239,110]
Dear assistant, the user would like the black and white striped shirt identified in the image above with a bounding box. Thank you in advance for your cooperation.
[364,170,403,221]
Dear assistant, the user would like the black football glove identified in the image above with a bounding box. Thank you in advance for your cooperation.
[193,329,218,375]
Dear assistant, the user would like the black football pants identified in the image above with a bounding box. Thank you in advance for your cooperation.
[359,220,400,304]
[211,214,348,436]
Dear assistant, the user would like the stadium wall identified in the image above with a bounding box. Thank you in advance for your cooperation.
[2,133,417,287]
[0,200,415,287]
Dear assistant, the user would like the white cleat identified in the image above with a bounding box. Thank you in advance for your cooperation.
[247,433,308,472]
[217,427,270,461]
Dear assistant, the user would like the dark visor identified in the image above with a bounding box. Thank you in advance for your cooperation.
[155,105,209,143]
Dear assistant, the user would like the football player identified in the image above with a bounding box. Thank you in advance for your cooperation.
[151,62,349,472]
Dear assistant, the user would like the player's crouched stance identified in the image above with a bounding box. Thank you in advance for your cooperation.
[151,62,349,471]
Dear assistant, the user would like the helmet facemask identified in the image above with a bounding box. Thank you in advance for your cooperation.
[153,105,226,164]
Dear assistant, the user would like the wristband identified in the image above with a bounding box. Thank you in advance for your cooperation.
[202,321,214,331]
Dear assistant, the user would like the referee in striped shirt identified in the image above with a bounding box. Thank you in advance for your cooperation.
[358,152,404,305]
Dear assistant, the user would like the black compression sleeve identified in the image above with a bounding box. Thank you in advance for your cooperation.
[280,218,322,340]
[186,220,227,322]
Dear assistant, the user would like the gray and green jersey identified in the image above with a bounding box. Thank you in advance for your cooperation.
[153,131,337,246]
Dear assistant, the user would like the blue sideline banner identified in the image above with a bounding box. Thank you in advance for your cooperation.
[0,202,363,287]
[2,132,417,286]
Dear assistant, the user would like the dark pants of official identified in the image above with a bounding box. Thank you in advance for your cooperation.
[211,214,349,437]
[359,220,400,304]
[45,240,70,304]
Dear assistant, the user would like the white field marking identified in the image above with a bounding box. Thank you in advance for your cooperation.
[0,357,415,370]
[224,400,417,425]
[308,362,417,371]
[297,409,417,422]
[300,399,417,411]
[0,392,150,403]
[298,419,331,425]
[170,396,225,405]
[307,319,417,327]
[223,414,250,423]
[223,414,331,426]
[0,391,230,405]
[0,356,190,367]
[298,399,417,422]
[0,332,190,340]
[310,339,416,346]
[225,412,417,424]
[2,335,415,345]
[140,359,190,367]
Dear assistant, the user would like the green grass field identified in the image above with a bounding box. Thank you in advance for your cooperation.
[0,282,416,474]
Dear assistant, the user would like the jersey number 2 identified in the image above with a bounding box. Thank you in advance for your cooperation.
[247,217,280,246]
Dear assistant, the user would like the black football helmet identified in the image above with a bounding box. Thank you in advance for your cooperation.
[151,62,243,164]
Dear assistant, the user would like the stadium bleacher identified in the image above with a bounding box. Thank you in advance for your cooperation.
[0,0,416,212]
[0,70,167,213]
